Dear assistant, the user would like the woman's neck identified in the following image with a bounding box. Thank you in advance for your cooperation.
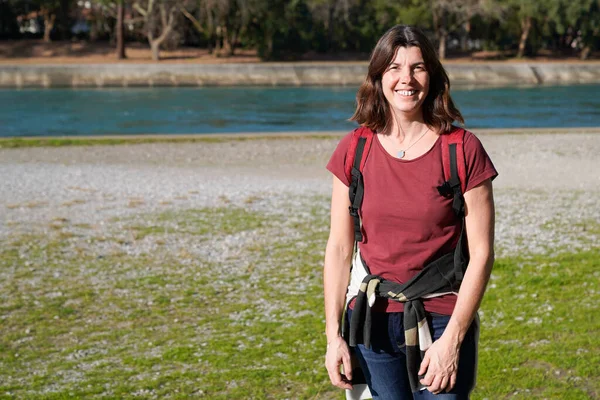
[387,113,428,142]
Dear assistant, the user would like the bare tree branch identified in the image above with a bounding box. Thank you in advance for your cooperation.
[160,3,167,29]
[132,2,147,16]
[180,5,205,33]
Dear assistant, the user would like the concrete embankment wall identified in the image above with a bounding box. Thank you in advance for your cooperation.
[1,62,600,88]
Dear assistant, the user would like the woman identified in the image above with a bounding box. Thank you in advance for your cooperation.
[323,25,497,399]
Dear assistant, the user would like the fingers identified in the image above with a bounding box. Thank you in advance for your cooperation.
[448,373,457,392]
[418,353,430,376]
[421,373,455,394]
[419,374,432,387]
[325,340,353,390]
[335,374,354,390]
[326,363,352,390]
[342,352,353,381]
[438,376,449,394]
[326,367,352,389]
[428,375,444,394]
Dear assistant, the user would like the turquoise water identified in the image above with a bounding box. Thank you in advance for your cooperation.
[1,84,600,137]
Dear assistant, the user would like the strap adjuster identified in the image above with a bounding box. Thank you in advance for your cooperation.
[437,181,453,198]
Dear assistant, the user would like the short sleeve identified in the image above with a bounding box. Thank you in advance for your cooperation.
[463,131,498,192]
[326,132,354,187]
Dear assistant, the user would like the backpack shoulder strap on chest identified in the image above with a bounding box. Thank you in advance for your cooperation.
[344,127,374,184]
[438,127,467,217]
[345,127,374,243]
[438,127,469,281]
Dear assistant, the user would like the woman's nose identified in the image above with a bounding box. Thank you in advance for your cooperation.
[399,68,411,83]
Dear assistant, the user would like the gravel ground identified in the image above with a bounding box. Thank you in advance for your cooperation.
[1,131,599,257]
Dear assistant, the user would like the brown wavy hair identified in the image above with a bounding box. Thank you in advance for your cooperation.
[351,25,464,134]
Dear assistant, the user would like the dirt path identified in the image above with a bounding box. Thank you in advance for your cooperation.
[2,40,599,65]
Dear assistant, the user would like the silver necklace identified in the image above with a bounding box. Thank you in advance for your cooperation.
[396,126,429,159]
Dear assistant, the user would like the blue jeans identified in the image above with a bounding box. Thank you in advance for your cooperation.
[347,309,478,400]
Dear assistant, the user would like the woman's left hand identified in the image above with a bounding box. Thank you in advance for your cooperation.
[418,334,460,394]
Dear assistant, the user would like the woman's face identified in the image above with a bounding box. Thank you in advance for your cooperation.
[381,46,430,120]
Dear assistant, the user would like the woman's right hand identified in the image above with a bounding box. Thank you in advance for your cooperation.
[325,336,353,390]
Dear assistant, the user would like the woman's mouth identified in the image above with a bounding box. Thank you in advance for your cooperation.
[395,90,417,96]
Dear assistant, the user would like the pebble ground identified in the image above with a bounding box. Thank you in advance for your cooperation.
[1,131,599,257]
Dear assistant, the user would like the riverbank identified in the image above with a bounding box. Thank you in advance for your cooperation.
[3,61,600,88]
[3,127,600,147]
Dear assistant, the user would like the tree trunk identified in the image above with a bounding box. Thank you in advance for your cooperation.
[208,33,214,54]
[222,25,232,56]
[58,0,70,39]
[517,16,532,58]
[150,39,160,61]
[461,20,471,52]
[327,0,337,51]
[438,30,447,60]
[206,8,215,54]
[228,27,240,56]
[149,26,174,61]
[215,25,222,56]
[144,4,175,62]
[263,31,273,60]
[42,11,55,42]
[327,3,335,51]
[432,4,446,59]
[116,0,126,59]
[90,18,98,41]
[580,45,591,60]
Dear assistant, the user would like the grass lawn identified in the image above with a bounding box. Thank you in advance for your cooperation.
[0,135,341,149]
[0,196,598,399]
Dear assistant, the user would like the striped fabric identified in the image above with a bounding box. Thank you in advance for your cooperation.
[347,251,461,392]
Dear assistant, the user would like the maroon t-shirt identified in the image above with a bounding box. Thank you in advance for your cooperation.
[327,127,498,315]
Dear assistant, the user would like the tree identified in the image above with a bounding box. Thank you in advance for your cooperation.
[36,0,61,41]
[179,0,256,57]
[554,0,600,59]
[89,0,131,58]
[0,0,21,38]
[506,0,547,57]
[242,0,315,60]
[306,0,360,51]
[133,0,181,60]
[430,0,504,59]
[115,0,126,59]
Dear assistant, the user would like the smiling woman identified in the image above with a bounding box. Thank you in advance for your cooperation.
[382,47,430,121]
[350,25,464,141]
[323,25,497,400]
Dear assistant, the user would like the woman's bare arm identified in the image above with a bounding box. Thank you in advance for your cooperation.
[324,175,355,389]
[419,178,495,394]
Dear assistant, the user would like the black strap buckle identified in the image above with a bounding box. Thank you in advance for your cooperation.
[437,181,453,198]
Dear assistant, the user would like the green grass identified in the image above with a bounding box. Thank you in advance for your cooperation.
[119,206,268,240]
[477,252,599,399]
[0,198,598,399]
[0,134,339,149]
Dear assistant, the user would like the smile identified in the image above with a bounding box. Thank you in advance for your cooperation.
[395,90,417,96]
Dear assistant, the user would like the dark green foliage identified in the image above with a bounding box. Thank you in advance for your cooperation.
[0,1,20,38]
[3,0,600,59]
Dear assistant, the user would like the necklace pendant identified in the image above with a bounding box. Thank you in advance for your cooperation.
[397,150,405,159]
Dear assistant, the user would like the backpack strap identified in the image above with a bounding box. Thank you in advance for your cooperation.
[345,127,374,243]
[438,127,467,217]
[344,127,374,183]
[437,126,469,282]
